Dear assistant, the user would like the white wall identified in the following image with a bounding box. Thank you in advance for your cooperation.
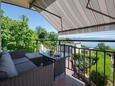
[75,43,81,53]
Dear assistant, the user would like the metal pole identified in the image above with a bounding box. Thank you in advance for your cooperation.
[86,0,115,20]
[113,53,115,86]
[0,2,2,51]
[59,21,115,33]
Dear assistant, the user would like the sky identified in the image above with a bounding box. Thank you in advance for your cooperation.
[1,3,57,32]
[59,30,115,40]
[1,3,115,41]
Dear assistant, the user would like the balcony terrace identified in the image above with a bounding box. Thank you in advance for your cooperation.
[0,39,115,86]
[1,0,115,86]
[53,69,85,86]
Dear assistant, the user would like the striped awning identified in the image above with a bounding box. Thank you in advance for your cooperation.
[32,0,115,35]
[2,0,115,35]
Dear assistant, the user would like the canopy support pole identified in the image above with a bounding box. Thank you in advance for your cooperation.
[0,0,2,51]
[30,0,63,31]
[59,21,115,33]
[86,0,115,20]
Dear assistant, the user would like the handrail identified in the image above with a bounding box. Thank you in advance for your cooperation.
[58,43,115,86]
[59,44,115,53]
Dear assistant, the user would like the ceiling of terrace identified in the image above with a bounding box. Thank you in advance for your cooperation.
[2,0,31,8]
[2,0,115,35]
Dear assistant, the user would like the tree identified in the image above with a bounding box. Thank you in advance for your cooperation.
[36,26,48,40]
[48,32,58,41]
[0,9,4,51]
[96,43,110,51]
[19,15,29,22]
[0,9,4,18]
[35,26,58,50]
[19,15,29,28]
[81,45,89,48]
[91,52,112,86]
[1,13,38,52]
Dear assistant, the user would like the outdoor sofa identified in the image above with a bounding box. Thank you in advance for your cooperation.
[0,51,54,86]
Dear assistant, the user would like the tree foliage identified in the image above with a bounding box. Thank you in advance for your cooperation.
[19,15,29,22]
[1,13,38,52]
[74,43,112,86]
[36,26,48,40]
[35,26,58,50]
[90,52,112,86]
[81,45,89,48]
[96,43,110,51]
[1,9,58,52]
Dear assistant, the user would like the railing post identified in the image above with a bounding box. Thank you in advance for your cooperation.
[104,52,106,86]
[64,44,65,57]
[59,40,60,52]
[63,44,66,75]
[113,53,115,86]
[71,45,73,60]
[0,2,2,52]
[74,47,76,71]
[89,49,91,86]
[96,51,98,86]
[78,48,80,79]
[68,46,70,69]
[83,48,86,81]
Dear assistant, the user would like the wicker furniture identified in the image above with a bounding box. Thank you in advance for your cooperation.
[0,51,54,86]
[54,57,65,77]
[40,52,67,78]
[0,64,54,86]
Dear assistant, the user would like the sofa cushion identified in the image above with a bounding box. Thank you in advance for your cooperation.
[15,60,37,74]
[25,52,43,59]
[13,57,29,65]
[0,52,18,78]
[0,71,8,80]
[9,51,26,60]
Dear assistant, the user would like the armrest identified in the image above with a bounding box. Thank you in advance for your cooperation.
[0,71,8,80]
[0,64,54,86]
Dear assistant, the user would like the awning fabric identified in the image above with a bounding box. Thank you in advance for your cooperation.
[33,0,115,35]
[2,0,115,35]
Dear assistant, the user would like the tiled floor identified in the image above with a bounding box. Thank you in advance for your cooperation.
[53,69,86,86]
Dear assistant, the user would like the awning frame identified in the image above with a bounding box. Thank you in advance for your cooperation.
[58,21,115,33]
[86,0,115,20]
[2,0,63,31]
[30,0,63,31]
[2,0,115,34]
[30,0,115,34]
[59,0,115,33]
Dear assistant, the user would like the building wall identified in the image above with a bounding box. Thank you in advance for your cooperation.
[74,43,81,53]
[60,42,82,54]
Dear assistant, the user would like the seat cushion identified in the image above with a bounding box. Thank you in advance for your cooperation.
[13,57,29,65]
[25,52,43,59]
[15,60,37,74]
[9,51,26,60]
[0,52,18,78]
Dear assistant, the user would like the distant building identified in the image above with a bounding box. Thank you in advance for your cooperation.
[59,41,94,56]
[81,48,93,55]
[60,41,82,54]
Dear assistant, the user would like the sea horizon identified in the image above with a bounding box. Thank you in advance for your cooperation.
[71,37,115,49]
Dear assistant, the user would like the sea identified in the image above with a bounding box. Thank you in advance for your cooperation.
[71,37,115,49]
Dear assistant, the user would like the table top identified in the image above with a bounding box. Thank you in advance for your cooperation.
[25,52,43,59]
[40,51,69,61]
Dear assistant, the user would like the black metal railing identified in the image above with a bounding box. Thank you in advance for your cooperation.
[57,40,115,86]
[38,40,115,86]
